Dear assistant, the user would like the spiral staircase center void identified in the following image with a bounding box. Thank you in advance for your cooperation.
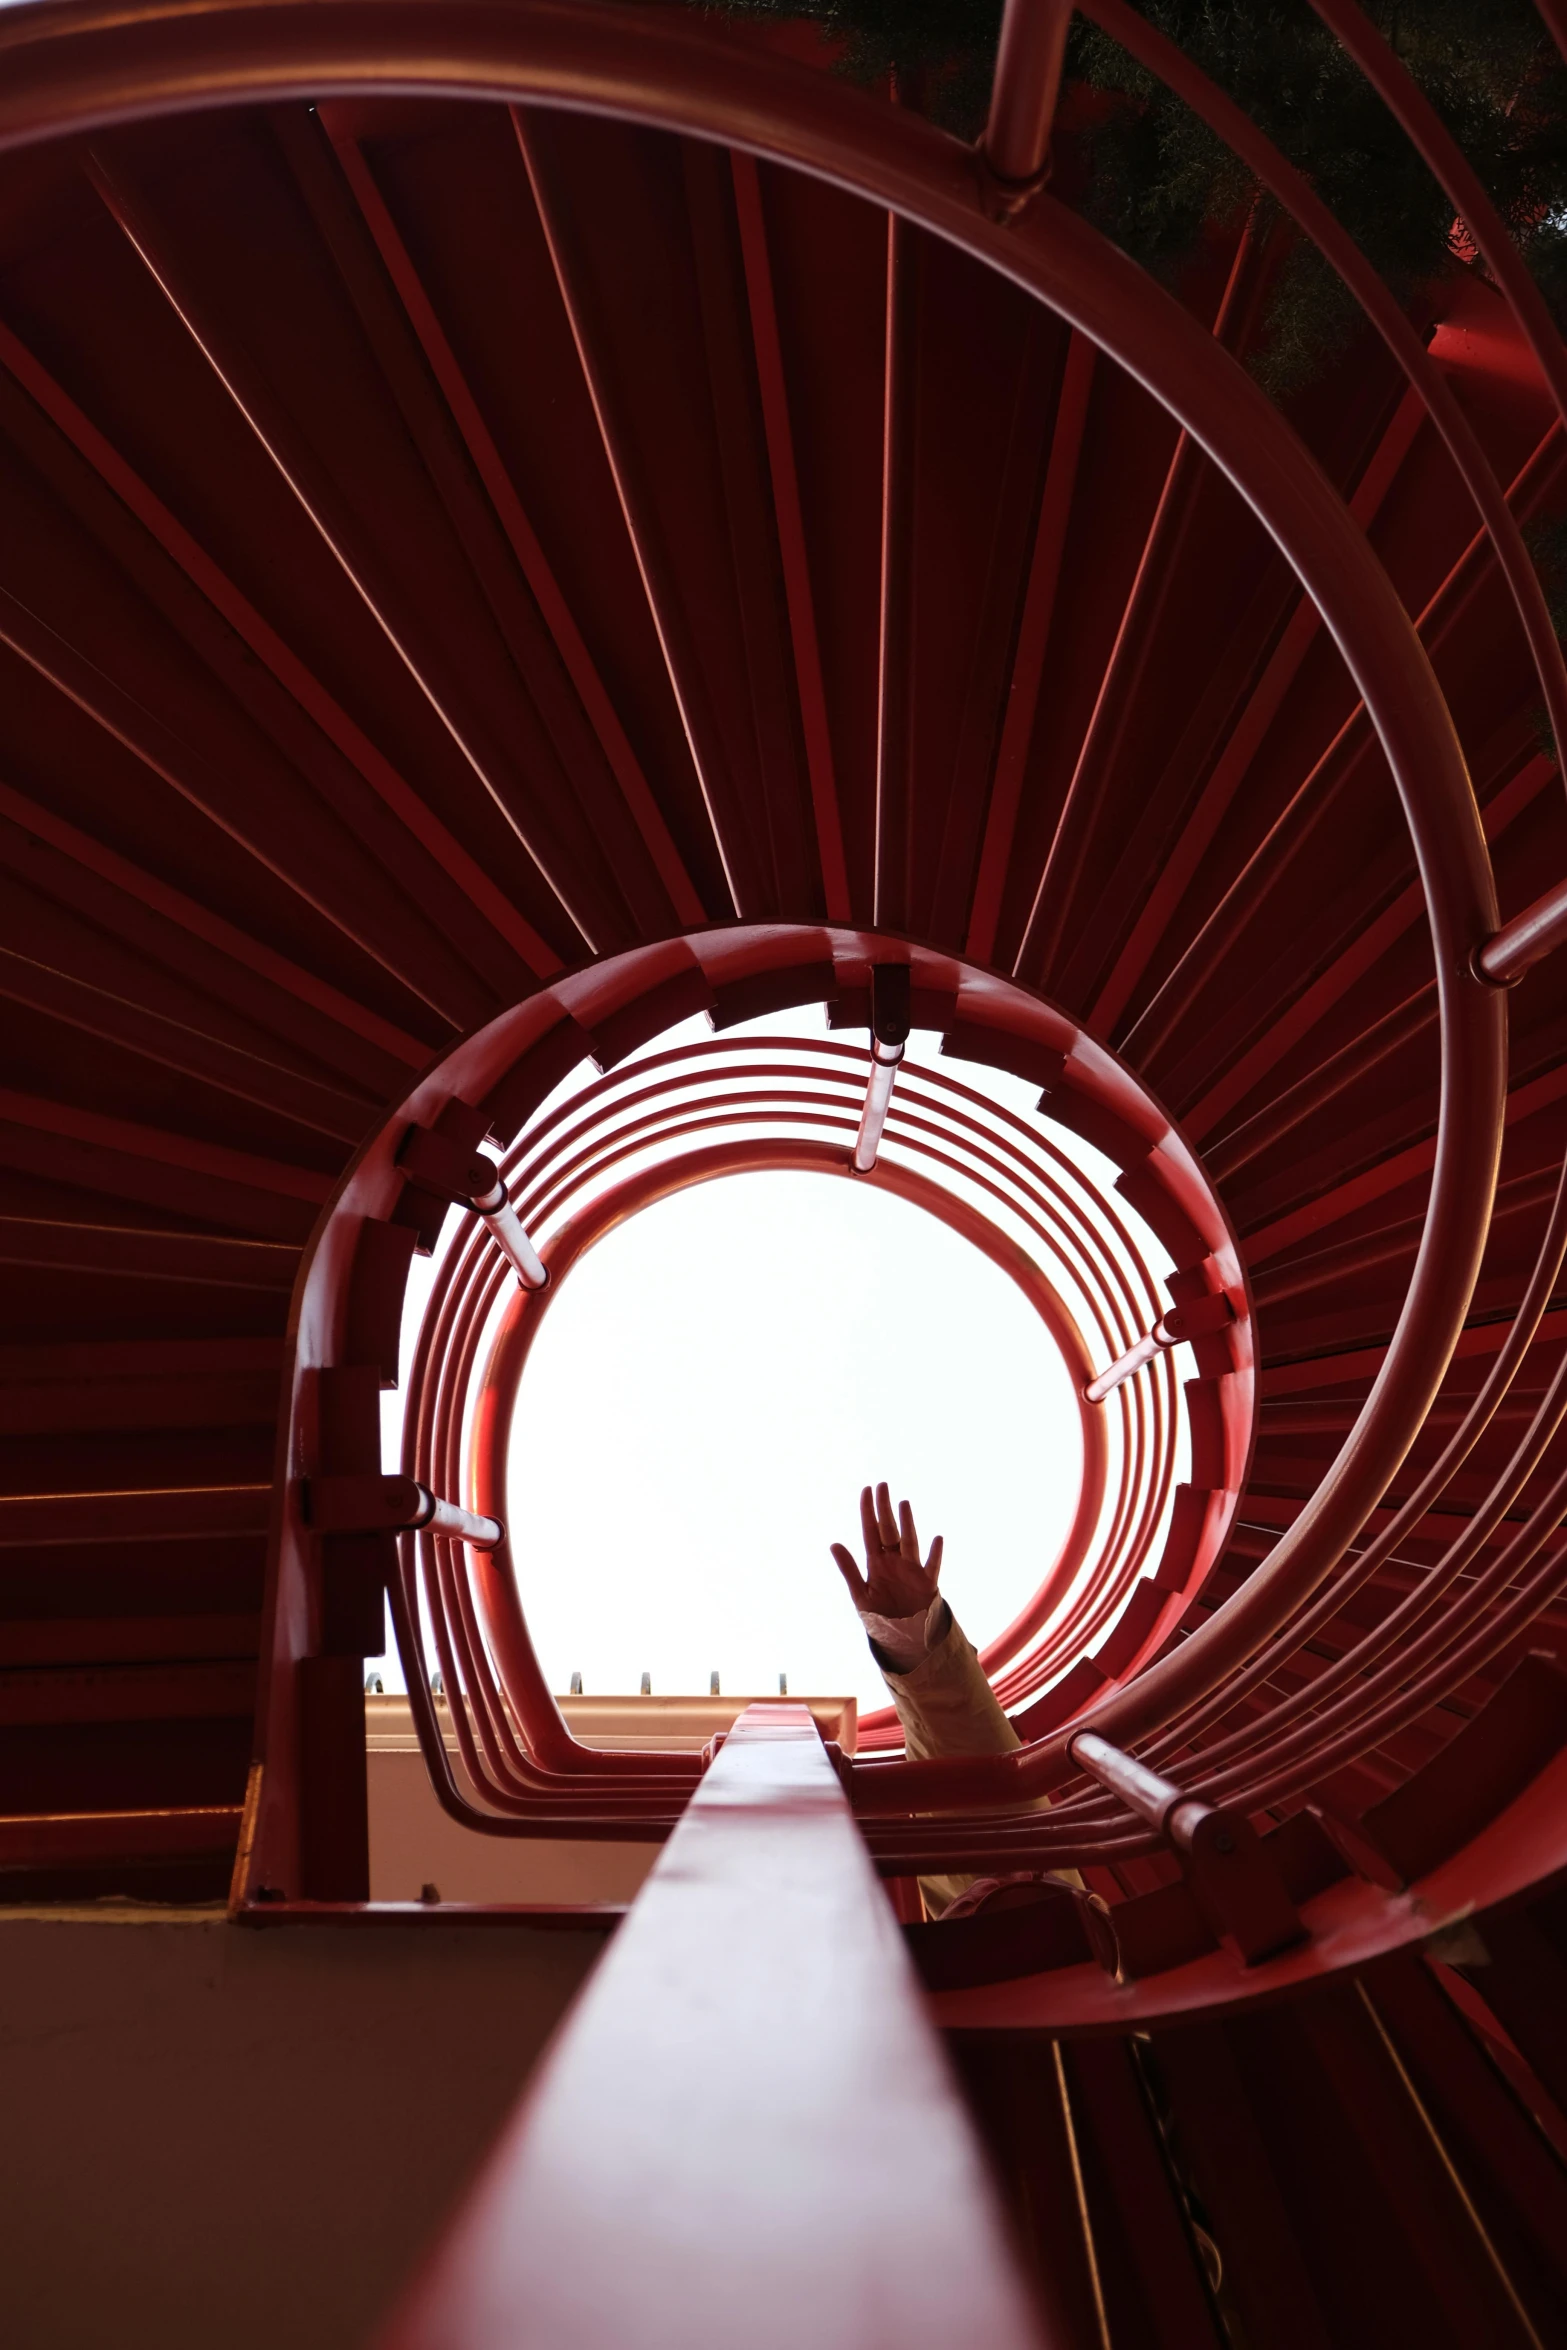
[5,1,1567,2345]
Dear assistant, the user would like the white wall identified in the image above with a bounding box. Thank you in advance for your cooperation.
[369,1746,658,1903]
[0,1912,606,2350]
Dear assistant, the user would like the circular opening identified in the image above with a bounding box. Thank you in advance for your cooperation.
[384,988,1205,1740]
[504,1169,1085,1709]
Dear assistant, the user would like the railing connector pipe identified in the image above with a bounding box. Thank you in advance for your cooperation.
[852,964,912,1174]
[1474,875,1567,989]
[1070,1729,1304,1965]
[980,0,1075,218]
[304,1473,504,1550]
[468,1172,549,1290]
[1085,1290,1234,1402]
[397,1122,549,1289]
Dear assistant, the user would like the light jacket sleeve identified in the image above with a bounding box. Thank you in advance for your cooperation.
[870,1601,1080,1914]
[874,1602,1020,1762]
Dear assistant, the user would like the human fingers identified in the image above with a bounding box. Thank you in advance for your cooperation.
[858,1485,880,1559]
[831,1543,868,1605]
[898,1497,920,1562]
[925,1533,944,1582]
[875,1480,899,1548]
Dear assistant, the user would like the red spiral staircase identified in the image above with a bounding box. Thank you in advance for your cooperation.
[6,2,1567,2343]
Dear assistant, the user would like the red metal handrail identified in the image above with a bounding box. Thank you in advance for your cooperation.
[379,1708,1050,2350]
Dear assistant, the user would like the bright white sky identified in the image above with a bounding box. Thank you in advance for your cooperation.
[378,1013,1178,1709]
[504,1170,1082,1708]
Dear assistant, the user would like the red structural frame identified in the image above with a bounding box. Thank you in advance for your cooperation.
[240,924,1251,1892]
[16,0,1567,2019]
[454,1041,1194,1741]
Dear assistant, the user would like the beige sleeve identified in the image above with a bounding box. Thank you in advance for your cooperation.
[876,1610,1080,1915]
[878,1610,1020,1762]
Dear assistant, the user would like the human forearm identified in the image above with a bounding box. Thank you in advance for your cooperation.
[872,1603,1020,1761]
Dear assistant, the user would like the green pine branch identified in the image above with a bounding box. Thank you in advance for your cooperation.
[697,0,1567,395]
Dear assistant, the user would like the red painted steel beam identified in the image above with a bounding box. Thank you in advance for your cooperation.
[0,1487,272,1546]
[0,1806,243,1869]
[730,150,852,923]
[0,576,464,1024]
[397,1126,548,1286]
[1185,751,1554,1140]
[380,1706,1049,2350]
[0,945,373,1146]
[0,1661,258,1725]
[0,1217,295,1290]
[874,211,918,932]
[84,150,580,968]
[682,139,819,916]
[1207,985,1436,1183]
[1477,876,1567,988]
[0,1084,331,1204]
[1244,1059,1567,1266]
[0,1335,282,1382]
[1261,1309,1567,1398]
[1077,1161,1567,1811]
[1125,424,1564,1078]
[317,108,707,931]
[966,329,1094,965]
[0,313,552,991]
[511,105,753,920]
[270,102,667,950]
[0,1617,258,1665]
[0,839,395,1104]
[0,1374,277,1439]
[1087,386,1427,1040]
[1015,421,1202,984]
[1017,225,1261,988]
[0,771,422,1074]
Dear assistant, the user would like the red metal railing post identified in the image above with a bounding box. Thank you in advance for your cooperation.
[1085,1291,1235,1402]
[1070,1730,1304,1963]
[379,1707,1052,2350]
[399,1123,550,1289]
[304,1474,503,1550]
[983,0,1075,208]
[852,963,911,1173]
[1476,878,1567,988]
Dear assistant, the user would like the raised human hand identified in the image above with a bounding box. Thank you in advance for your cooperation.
[830,1481,944,1621]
